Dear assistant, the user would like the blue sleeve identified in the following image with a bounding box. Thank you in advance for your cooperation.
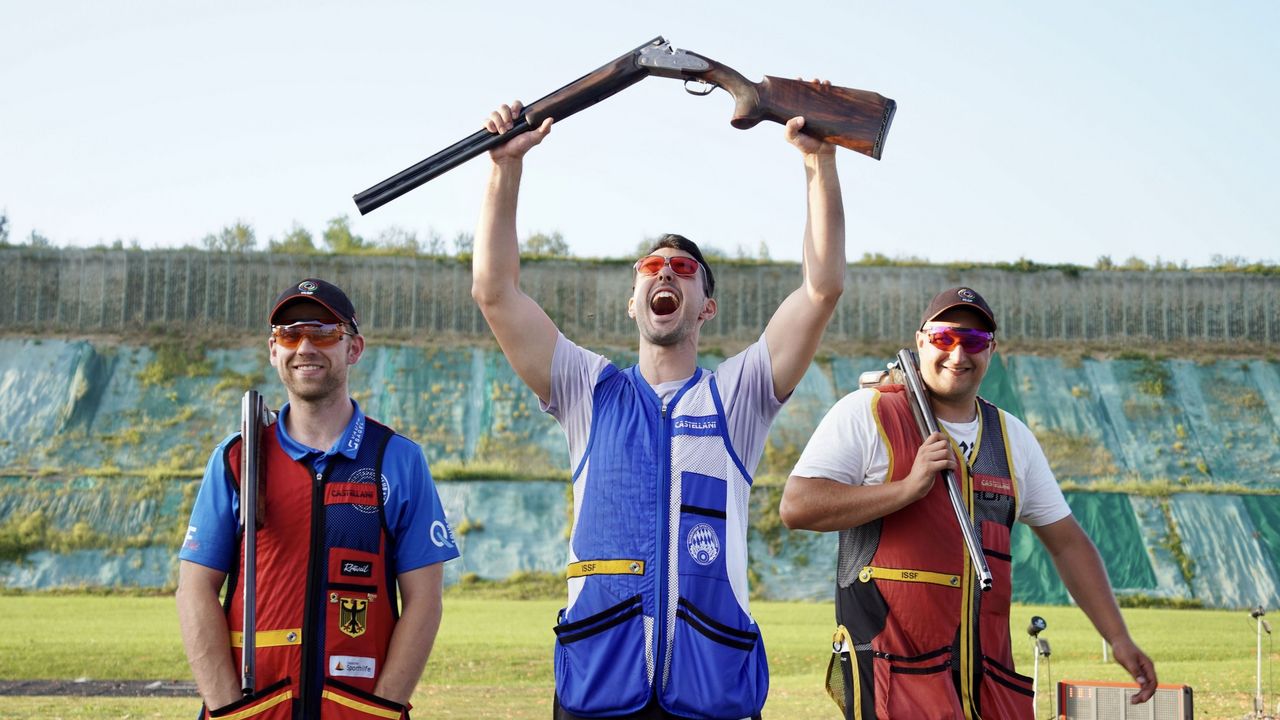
[178,434,242,573]
[383,435,460,573]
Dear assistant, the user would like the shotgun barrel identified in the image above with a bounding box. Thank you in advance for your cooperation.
[893,349,994,592]
[352,37,663,215]
[238,390,270,694]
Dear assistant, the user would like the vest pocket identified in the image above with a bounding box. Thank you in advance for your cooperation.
[663,596,767,719]
[205,678,294,718]
[978,654,1034,719]
[979,520,1013,613]
[873,649,963,720]
[679,472,728,580]
[320,678,408,719]
[553,594,651,716]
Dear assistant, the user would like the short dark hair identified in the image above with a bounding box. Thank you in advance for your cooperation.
[643,234,716,297]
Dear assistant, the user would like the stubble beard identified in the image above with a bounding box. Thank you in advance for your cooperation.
[278,365,347,404]
[923,365,979,407]
[637,314,693,348]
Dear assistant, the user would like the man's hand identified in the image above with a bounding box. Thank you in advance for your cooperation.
[1111,636,1158,704]
[901,432,953,502]
[485,101,552,163]
[784,82,838,157]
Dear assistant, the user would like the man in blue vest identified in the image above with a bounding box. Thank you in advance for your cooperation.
[780,287,1157,719]
[176,278,459,718]
[471,102,848,720]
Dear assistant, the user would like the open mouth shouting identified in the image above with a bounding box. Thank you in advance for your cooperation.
[649,288,681,316]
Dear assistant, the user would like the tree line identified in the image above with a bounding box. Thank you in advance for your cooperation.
[0,208,1275,274]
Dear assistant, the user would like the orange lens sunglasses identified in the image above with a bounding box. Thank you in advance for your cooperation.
[271,322,351,349]
[634,254,700,278]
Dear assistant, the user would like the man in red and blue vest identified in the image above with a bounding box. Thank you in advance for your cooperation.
[780,287,1158,719]
[177,278,459,719]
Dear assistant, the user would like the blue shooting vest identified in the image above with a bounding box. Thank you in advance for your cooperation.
[553,365,768,720]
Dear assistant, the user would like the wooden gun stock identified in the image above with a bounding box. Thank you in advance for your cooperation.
[680,58,895,159]
[734,75,894,159]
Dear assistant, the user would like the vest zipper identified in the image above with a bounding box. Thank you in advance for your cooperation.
[655,401,670,693]
[300,469,325,718]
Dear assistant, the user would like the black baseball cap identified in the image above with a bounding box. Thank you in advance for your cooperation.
[270,278,359,333]
[921,286,997,331]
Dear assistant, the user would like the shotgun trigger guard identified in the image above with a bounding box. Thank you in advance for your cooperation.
[683,79,717,96]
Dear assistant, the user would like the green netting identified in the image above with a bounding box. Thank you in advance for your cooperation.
[977,353,1025,420]
[1011,521,1070,605]
[1006,356,1280,489]
[986,356,1122,482]
[4,339,1280,604]
[435,481,568,587]
[1012,492,1155,605]
[1240,495,1280,585]
[1248,360,1280,423]
[1171,494,1280,609]
[1166,360,1280,487]
[1125,496,1192,599]
[1071,493,1157,591]
[1084,359,1192,483]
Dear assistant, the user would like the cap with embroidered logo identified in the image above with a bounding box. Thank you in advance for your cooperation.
[921,286,996,331]
[269,278,359,333]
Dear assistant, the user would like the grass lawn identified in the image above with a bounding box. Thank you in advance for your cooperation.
[0,595,1273,718]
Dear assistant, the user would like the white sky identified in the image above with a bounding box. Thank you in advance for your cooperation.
[2,1,1277,265]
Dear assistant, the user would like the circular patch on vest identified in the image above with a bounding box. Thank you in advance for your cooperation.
[687,523,720,566]
[346,468,388,514]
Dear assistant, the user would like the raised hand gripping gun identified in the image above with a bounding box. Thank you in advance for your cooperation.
[860,350,993,592]
[239,390,276,696]
[353,36,896,214]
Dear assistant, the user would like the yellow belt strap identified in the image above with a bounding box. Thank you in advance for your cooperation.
[214,689,293,720]
[229,628,303,648]
[321,690,403,719]
[858,565,961,588]
[566,559,645,578]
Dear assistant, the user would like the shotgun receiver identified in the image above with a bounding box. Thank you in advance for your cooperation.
[353,36,896,214]
[862,351,993,592]
[239,390,276,695]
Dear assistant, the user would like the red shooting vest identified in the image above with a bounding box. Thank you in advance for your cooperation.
[208,420,408,720]
[835,386,1034,720]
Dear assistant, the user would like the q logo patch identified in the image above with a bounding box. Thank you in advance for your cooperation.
[430,520,455,549]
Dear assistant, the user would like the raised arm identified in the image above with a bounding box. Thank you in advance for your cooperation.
[471,101,560,403]
[1033,516,1158,704]
[764,109,847,401]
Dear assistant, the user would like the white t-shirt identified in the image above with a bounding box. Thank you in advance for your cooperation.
[790,388,1070,527]
[542,334,784,475]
